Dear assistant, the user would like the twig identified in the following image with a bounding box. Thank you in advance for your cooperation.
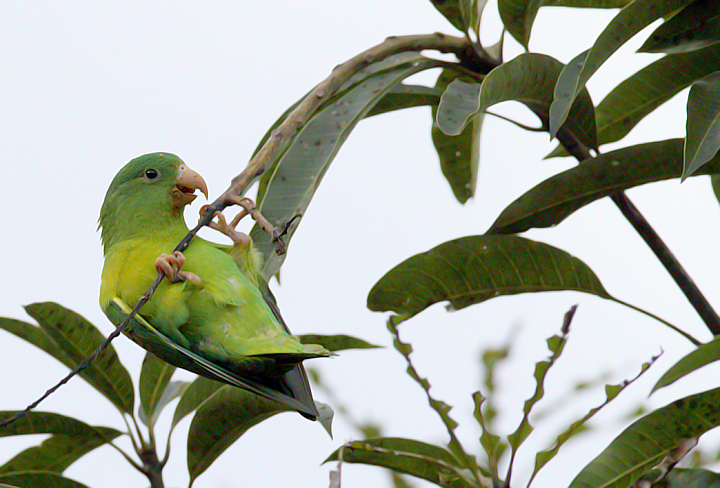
[0,32,491,427]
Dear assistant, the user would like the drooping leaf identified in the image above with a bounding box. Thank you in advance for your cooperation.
[529,358,655,484]
[0,411,120,441]
[324,437,472,487]
[186,385,293,484]
[172,376,224,430]
[450,53,596,150]
[428,0,474,32]
[22,302,134,414]
[490,139,720,234]
[653,335,720,391]
[252,53,447,281]
[0,472,90,488]
[639,0,720,54]
[0,427,121,474]
[367,235,610,320]
[0,318,83,377]
[297,334,380,351]
[568,387,720,488]
[435,79,481,137]
[549,0,693,136]
[684,70,720,179]
[499,0,542,49]
[432,69,483,203]
[138,351,176,427]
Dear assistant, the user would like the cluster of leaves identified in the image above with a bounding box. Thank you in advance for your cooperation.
[257,0,720,487]
[0,303,375,487]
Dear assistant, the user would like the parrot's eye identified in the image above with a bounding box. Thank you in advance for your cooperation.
[144,168,161,181]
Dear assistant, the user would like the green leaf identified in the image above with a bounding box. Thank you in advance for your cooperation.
[663,468,720,487]
[186,385,293,484]
[432,69,483,203]
[639,0,720,54]
[713,174,720,207]
[324,437,473,487]
[0,472,90,488]
[549,0,692,136]
[0,427,121,474]
[653,335,720,391]
[542,0,632,6]
[297,334,380,351]
[473,392,507,476]
[684,70,720,179]
[569,387,720,488]
[490,139,720,234]
[23,302,134,414]
[478,53,596,150]
[507,320,570,453]
[138,351,176,426]
[598,44,720,147]
[499,0,542,49]
[0,318,84,376]
[367,235,610,319]
[172,376,224,429]
[435,79,481,137]
[529,359,654,484]
[428,0,474,32]
[366,84,443,118]
[436,54,597,150]
[547,44,720,157]
[251,53,447,281]
[0,411,113,437]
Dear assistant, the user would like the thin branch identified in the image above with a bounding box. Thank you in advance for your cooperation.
[554,128,720,336]
[0,32,493,428]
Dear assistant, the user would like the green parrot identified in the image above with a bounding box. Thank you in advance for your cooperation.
[99,153,329,420]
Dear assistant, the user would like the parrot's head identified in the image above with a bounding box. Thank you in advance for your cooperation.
[99,153,208,253]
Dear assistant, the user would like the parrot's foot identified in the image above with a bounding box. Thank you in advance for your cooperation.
[155,251,201,284]
[209,196,299,256]
[201,206,252,247]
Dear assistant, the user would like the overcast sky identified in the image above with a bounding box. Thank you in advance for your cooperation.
[1,2,719,488]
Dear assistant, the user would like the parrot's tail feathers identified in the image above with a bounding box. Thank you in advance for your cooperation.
[107,298,321,419]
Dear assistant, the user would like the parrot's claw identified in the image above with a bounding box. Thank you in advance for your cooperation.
[155,251,201,284]
[204,209,252,247]
[207,196,293,256]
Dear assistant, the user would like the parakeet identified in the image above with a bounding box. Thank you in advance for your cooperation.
[99,153,329,419]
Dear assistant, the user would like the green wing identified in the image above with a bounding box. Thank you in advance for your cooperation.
[106,298,319,418]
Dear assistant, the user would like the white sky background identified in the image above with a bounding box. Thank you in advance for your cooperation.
[2,2,720,488]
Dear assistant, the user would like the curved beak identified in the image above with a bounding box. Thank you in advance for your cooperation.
[173,164,209,205]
